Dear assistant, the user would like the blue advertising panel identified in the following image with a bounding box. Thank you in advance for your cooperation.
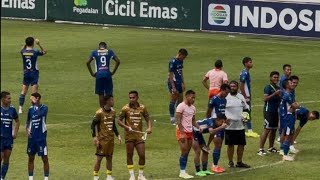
[202,0,320,38]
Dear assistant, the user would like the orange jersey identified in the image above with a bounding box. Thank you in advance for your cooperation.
[94,108,117,141]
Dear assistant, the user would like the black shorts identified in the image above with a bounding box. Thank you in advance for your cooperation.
[264,111,279,129]
[225,129,246,145]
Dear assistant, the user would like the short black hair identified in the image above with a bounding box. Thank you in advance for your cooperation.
[220,84,230,91]
[270,71,280,77]
[290,75,299,81]
[242,57,252,65]
[282,79,290,89]
[283,64,291,70]
[129,90,138,96]
[99,42,107,48]
[25,37,34,46]
[215,59,223,68]
[104,94,113,101]
[185,90,195,96]
[31,92,41,99]
[229,80,239,87]
[1,91,10,99]
[178,48,188,56]
[217,113,227,120]
[312,111,319,119]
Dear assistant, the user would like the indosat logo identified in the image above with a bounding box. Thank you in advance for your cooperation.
[208,4,230,26]
[73,0,99,14]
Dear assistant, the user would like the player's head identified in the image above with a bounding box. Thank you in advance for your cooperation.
[220,84,230,98]
[216,113,227,126]
[215,59,223,69]
[269,71,280,84]
[99,42,107,49]
[104,94,114,107]
[185,90,195,105]
[177,48,188,61]
[1,91,11,105]
[25,37,34,47]
[30,92,41,104]
[128,90,139,104]
[290,75,299,89]
[283,64,292,76]
[282,79,293,90]
[309,111,319,121]
[229,80,239,95]
[242,57,253,68]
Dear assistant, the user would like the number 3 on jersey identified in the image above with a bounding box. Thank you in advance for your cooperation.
[26,59,32,69]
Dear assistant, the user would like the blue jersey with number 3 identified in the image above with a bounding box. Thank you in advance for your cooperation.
[20,49,45,73]
[90,48,117,79]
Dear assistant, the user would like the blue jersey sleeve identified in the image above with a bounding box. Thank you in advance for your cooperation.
[90,50,95,59]
[35,49,44,56]
[208,97,216,109]
[12,108,18,120]
[264,85,271,95]
[207,118,214,128]
[109,50,117,60]
[240,71,247,83]
[169,60,176,72]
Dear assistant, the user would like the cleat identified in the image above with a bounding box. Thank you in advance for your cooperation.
[195,171,206,177]
[179,172,194,179]
[129,176,135,180]
[202,170,215,175]
[257,149,267,156]
[289,146,299,154]
[211,166,224,173]
[283,155,294,161]
[245,131,260,138]
[236,162,251,168]
[19,106,23,114]
[267,147,279,153]
[279,150,284,156]
[138,175,147,180]
[228,161,234,168]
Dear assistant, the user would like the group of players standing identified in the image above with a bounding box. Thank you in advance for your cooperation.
[167,50,319,179]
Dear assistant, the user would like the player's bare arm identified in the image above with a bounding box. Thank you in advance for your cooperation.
[176,112,185,142]
[91,118,99,147]
[117,115,132,131]
[36,39,47,54]
[112,118,122,144]
[263,90,281,102]
[143,113,152,134]
[239,82,249,101]
[202,76,209,90]
[192,115,201,133]
[111,56,120,75]
[13,118,20,139]
[181,71,185,91]
[169,72,177,93]
[206,107,213,118]
[86,57,96,77]
[209,123,228,134]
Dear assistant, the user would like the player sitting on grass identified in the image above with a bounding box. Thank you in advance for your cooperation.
[192,114,228,177]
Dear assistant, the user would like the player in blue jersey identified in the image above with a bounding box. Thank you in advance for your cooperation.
[167,49,188,125]
[279,79,300,161]
[87,42,120,107]
[239,57,259,138]
[205,83,230,173]
[289,107,319,153]
[26,93,50,180]
[192,114,228,177]
[1,91,20,180]
[279,64,292,89]
[258,71,282,156]
[19,37,47,114]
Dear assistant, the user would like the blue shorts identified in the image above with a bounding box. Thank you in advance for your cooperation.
[23,72,39,86]
[167,81,183,93]
[283,114,296,135]
[95,77,113,95]
[0,137,13,151]
[193,131,206,146]
[27,139,48,156]
[214,129,225,140]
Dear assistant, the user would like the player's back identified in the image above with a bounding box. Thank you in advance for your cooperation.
[20,48,44,72]
[194,118,215,133]
[206,69,227,89]
[1,105,18,138]
[27,105,48,140]
[91,48,115,79]
[209,96,226,118]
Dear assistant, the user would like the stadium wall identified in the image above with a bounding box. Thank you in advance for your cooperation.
[1,0,319,38]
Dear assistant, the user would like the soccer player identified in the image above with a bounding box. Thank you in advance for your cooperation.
[167,48,188,125]
[91,95,122,180]
[205,84,230,173]
[26,92,50,180]
[175,90,200,179]
[279,64,292,89]
[258,71,281,156]
[87,42,120,107]
[279,79,300,161]
[225,81,251,168]
[202,59,228,100]
[117,91,152,180]
[19,37,47,114]
[1,91,20,180]
[289,107,319,153]
[239,57,259,138]
[192,114,228,177]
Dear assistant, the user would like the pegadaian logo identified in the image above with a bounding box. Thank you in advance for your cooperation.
[74,0,87,6]
[208,4,230,26]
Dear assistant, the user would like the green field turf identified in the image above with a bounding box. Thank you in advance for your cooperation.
[1,19,320,180]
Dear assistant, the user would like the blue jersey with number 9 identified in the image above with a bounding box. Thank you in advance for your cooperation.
[20,49,45,73]
[90,48,117,79]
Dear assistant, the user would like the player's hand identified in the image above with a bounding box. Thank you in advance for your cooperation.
[35,38,40,45]
[275,90,282,96]
[91,73,96,77]
[199,127,203,134]
[180,133,186,143]
[245,98,250,103]
[146,128,152,134]
[27,128,31,137]
[182,83,186,91]
[221,122,228,129]
[225,119,231,125]
[93,137,99,147]
[117,135,122,144]
[127,126,133,133]
[13,133,17,139]
[171,87,177,94]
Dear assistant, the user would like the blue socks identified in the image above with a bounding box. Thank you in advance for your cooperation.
[283,140,290,155]
[1,162,9,179]
[44,170,49,177]
[169,101,175,118]
[28,170,34,176]
[195,165,200,172]
[247,121,252,130]
[179,154,188,170]
[213,148,221,166]
[19,94,25,106]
